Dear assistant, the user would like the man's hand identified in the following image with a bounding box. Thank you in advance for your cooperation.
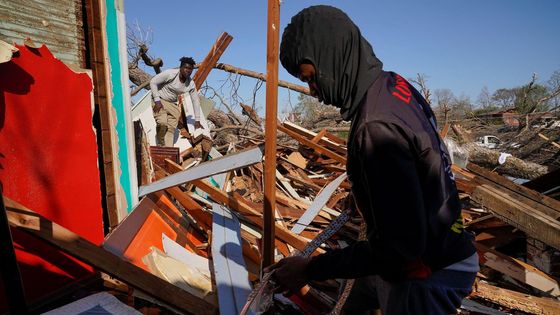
[194,121,203,129]
[264,256,310,294]
[153,101,163,113]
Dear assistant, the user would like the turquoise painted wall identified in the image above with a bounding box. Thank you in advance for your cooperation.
[105,0,134,212]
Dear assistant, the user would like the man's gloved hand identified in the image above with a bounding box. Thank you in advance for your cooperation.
[264,256,310,294]
[153,100,163,113]
[194,121,203,129]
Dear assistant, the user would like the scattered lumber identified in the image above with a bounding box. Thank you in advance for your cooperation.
[13,116,560,314]
[4,197,217,315]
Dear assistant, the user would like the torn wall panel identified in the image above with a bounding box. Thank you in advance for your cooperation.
[0,44,103,306]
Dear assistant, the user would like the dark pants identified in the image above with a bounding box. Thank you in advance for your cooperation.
[342,269,476,315]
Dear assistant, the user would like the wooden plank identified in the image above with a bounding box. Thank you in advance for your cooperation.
[476,243,560,297]
[4,197,216,315]
[473,281,560,315]
[192,178,321,255]
[163,160,322,255]
[160,168,262,269]
[311,128,328,143]
[286,174,322,192]
[291,173,347,235]
[472,184,560,250]
[193,32,233,89]
[138,145,264,197]
[287,151,308,169]
[278,123,347,164]
[211,203,252,314]
[451,164,476,180]
[84,0,119,228]
[276,170,301,199]
[467,163,560,219]
[283,121,347,154]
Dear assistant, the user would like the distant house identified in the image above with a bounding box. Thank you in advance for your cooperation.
[475,108,520,127]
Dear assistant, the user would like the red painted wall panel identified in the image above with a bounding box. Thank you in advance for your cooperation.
[0,45,103,306]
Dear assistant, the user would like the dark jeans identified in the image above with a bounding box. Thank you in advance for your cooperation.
[342,269,476,315]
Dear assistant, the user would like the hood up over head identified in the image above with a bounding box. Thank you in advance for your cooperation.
[280,5,383,121]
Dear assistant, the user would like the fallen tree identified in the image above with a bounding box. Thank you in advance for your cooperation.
[451,124,549,179]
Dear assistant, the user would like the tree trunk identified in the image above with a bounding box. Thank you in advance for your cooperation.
[128,63,152,90]
[207,108,233,128]
[463,143,549,180]
[451,124,549,179]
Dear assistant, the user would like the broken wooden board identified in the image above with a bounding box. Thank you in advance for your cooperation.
[291,173,347,235]
[471,183,560,250]
[467,163,560,219]
[159,168,262,272]
[473,281,560,315]
[282,121,347,155]
[287,151,308,169]
[192,178,321,255]
[138,145,264,197]
[193,32,233,89]
[476,243,560,297]
[4,197,216,315]
[278,124,346,164]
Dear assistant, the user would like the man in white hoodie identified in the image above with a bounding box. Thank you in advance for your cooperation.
[150,56,202,147]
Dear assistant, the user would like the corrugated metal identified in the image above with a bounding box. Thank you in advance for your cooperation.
[0,0,86,67]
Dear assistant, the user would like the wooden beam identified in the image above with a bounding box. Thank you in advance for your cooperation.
[471,184,560,250]
[278,124,347,164]
[212,63,310,95]
[191,178,322,255]
[162,159,322,255]
[138,145,264,197]
[283,121,347,154]
[3,197,216,315]
[467,163,560,219]
[84,0,120,229]
[291,173,347,235]
[262,0,280,268]
[193,32,233,89]
[476,243,560,297]
[473,281,560,315]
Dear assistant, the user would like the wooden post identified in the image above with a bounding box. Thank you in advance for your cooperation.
[263,0,280,269]
[192,32,233,89]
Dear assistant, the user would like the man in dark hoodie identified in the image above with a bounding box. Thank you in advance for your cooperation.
[266,5,478,314]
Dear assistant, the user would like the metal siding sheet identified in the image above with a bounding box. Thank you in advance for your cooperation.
[0,0,85,67]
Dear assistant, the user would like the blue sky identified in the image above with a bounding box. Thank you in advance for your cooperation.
[125,1,560,113]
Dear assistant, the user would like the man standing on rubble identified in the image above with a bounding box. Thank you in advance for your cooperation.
[267,5,479,314]
[150,56,203,147]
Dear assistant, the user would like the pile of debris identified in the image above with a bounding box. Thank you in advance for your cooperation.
[5,117,560,314]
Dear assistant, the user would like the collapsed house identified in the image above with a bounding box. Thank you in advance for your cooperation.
[1,1,560,315]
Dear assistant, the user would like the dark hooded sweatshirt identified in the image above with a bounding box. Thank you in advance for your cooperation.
[280,5,475,282]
